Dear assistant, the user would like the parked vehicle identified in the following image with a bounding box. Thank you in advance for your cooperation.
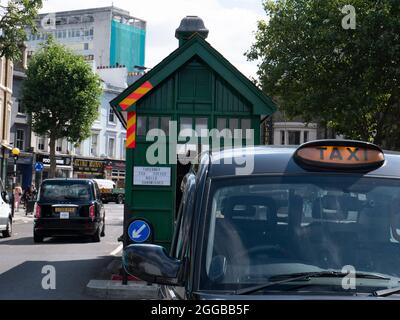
[93,179,125,204]
[123,140,400,299]
[0,181,12,238]
[33,179,105,243]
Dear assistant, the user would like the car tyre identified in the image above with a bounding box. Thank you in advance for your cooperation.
[2,218,12,238]
[100,219,105,237]
[92,228,101,243]
[33,232,43,243]
[117,195,124,204]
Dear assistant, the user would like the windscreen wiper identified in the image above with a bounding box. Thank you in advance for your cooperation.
[235,271,391,295]
[373,286,400,297]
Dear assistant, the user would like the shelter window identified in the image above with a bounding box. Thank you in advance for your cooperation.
[241,119,251,137]
[180,117,193,136]
[160,117,171,135]
[148,117,159,132]
[217,118,226,132]
[195,118,208,137]
[137,116,147,136]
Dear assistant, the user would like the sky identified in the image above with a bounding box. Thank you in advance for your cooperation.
[40,0,267,79]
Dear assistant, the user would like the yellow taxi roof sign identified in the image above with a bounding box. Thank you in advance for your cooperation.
[294,140,385,170]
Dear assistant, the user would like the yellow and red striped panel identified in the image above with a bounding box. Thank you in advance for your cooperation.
[126,112,137,149]
[119,81,154,110]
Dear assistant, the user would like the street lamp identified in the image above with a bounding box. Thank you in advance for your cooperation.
[11,147,20,217]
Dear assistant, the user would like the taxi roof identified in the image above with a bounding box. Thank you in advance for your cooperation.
[206,145,400,178]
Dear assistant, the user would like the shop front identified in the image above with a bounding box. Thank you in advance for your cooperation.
[6,152,33,190]
[104,159,126,187]
[73,157,105,179]
[35,154,73,186]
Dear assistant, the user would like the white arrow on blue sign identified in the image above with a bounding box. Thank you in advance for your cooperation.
[128,220,151,243]
[35,162,44,172]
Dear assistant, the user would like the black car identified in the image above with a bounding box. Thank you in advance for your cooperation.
[33,179,105,243]
[123,140,400,299]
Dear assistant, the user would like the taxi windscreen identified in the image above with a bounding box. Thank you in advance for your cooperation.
[201,175,400,293]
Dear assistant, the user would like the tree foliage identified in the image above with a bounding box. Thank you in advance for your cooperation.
[247,0,400,149]
[0,0,43,60]
[22,38,102,177]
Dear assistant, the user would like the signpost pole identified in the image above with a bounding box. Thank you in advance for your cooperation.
[11,148,20,217]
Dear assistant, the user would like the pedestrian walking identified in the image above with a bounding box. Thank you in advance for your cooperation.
[22,185,37,216]
[13,184,22,212]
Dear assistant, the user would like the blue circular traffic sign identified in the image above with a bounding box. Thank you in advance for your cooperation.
[35,162,44,172]
[128,219,151,243]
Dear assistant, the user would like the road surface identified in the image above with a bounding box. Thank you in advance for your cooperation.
[0,204,123,299]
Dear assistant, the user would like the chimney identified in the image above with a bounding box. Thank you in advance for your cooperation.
[175,16,209,46]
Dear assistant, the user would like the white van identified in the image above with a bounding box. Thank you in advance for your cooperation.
[0,182,12,238]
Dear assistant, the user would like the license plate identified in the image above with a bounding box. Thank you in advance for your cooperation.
[54,207,75,213]
[60,212,69,219]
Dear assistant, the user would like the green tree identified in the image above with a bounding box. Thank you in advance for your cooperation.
[22,38,102,177]
[247,0,400,149]
[0,0,43,60]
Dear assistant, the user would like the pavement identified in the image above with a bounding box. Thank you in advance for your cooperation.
[0,204,137,300]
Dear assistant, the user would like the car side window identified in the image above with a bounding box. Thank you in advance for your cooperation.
[171,173,196,260]
[94,183,101,200]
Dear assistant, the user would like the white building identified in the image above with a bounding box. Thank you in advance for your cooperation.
[74,66,127,160]
[273,121,318,145]
[26,6,146,72]
[23,6,146,185]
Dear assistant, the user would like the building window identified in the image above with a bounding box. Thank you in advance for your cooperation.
[108,137,115,158]
[122,139,126,159]
[56,139,63,152]
[15,129,24,150]
[303,131,309,143]
[17,99,26,114]
[91,133,98,156]
[38,136,45,151]
[84,43,89,50]
[108,107,115,123]
[288,131,301,145]
[280,130,285,145]
[75,144,82,155]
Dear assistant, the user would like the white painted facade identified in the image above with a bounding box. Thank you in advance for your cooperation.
[31,67,128,162]
[74,67,127,160]
[273,122,318,146]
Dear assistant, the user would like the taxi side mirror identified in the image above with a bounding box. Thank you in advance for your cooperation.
[122,244,184,286]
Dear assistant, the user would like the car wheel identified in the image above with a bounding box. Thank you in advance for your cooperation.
[33,232,44,243]
[2,218,12,238]
[100,219,105,237]
[117,195,124,204]
[92,228,101,242]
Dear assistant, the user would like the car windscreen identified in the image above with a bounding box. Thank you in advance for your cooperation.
[39,181,93,202]
[201,175,400,293]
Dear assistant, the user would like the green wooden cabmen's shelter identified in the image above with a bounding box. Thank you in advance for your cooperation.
[110,16,276,250]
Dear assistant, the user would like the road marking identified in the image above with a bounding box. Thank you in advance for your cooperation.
[110,244,123,256]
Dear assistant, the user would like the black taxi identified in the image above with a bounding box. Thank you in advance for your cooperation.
[33,179,106,243]
[123,140,400,299]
